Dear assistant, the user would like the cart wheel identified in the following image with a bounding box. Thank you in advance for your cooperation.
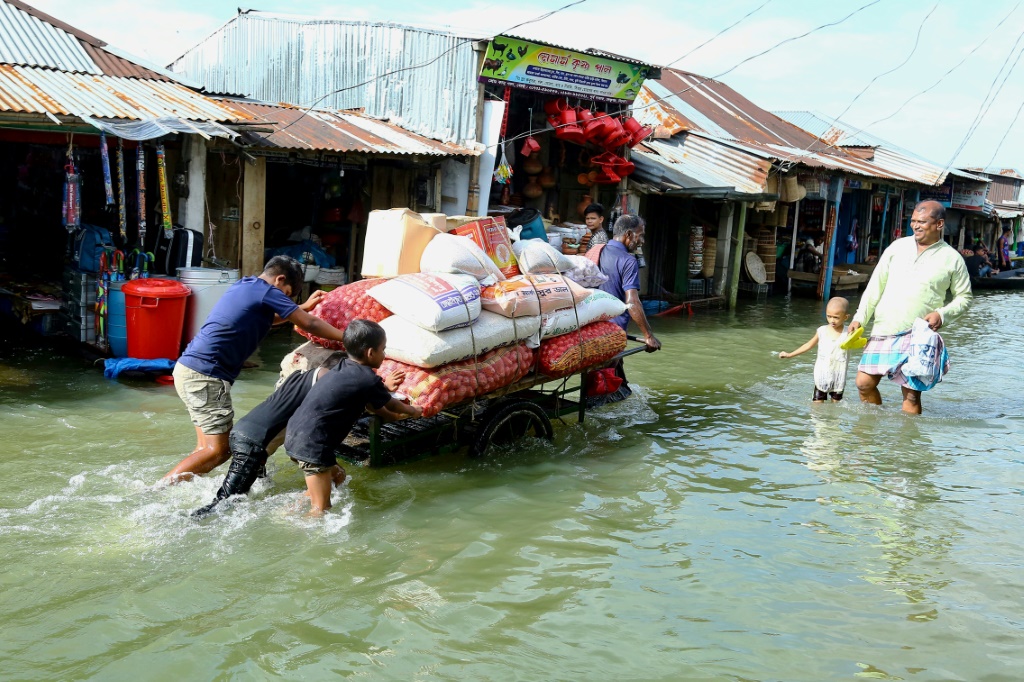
[470,399,554,458]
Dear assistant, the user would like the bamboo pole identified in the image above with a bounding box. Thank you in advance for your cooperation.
[728,202,748,311]
[788,199,801,295]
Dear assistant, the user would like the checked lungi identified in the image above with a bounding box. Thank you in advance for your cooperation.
[859,327,950,391]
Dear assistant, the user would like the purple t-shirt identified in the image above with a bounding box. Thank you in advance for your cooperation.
[178,277,298,382]
[597,240,640,330]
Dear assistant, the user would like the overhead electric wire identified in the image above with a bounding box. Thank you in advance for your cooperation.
[942,23,1024,174]
[984,93,1024,169]
[865,2,1021,130]
[776,1,939,174]
[279,0,590,132]
[664,0,775,68]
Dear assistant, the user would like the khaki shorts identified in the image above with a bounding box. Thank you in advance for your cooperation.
[173,363,234,435]
[290,458,335,475]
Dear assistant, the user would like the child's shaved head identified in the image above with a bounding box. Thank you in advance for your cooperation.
[826,297,849,314]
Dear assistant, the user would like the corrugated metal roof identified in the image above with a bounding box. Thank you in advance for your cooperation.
[0,0,99,73]
[224,99,478,156]
[633,135,770,195]
[771,110,994,186]
[963,166,1024,180]
[0,64,251,122]
[0,0,175,81]
[170,11,480,144]
[632,68,959,189]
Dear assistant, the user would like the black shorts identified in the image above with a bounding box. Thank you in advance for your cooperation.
[813,387,843,402]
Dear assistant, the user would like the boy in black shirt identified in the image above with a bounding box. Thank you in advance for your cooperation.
[285,319,421,514]
[193,320,411,517]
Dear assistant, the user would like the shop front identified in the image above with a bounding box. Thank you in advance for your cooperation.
[476,35,658,252]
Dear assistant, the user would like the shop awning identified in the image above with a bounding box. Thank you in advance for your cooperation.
[0,64,251,125]
[631,135,773,198]
[81,116,238,141]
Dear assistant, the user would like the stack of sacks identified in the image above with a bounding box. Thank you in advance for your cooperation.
[377,344,534,417]
[295,278,392,349]
[365,232,540,415]
[509,237,627,337]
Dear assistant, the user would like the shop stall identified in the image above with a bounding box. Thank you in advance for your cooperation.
[477,35,658,252]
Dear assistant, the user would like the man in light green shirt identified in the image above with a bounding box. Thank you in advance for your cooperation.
[848,200,972,414]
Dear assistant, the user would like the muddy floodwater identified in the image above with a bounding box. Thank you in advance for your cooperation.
[2,290,1022,680]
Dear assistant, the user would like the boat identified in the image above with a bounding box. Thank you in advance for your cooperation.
[971,268,1024,290]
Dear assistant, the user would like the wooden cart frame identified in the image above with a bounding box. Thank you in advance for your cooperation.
[336,337,649,467]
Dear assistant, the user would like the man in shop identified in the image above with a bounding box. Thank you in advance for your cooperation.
[163,256,348,482]
[584,202,609,246]
[848,201,972,415]
[794,239,822,273]
[587,214,661,404]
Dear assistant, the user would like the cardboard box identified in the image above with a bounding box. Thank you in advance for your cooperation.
[420,213,448,232]
[361,209,444,278]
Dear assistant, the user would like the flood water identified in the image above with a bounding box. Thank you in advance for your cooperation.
[2,290,1022,681]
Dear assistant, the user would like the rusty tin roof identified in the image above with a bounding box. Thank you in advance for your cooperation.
[633,68,948,190]
[225,99,479,156]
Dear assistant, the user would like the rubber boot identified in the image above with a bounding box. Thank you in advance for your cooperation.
[192,448,268,518]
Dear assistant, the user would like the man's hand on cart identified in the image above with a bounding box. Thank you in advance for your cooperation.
[384,370,406,392]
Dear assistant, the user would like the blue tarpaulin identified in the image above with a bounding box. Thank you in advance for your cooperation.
[104,358,175,379]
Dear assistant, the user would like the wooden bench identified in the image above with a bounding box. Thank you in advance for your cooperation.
[787,270,870,292]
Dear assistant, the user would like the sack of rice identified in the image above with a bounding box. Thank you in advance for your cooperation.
[562,254,609,288]
[295,278,391,350]
[538,321,626,377]
[420,233,505,285]
[540,290,628,339]
[368,272,480,332]
[361,208,444,278]
[451,217,521,279]
[481,274,590,318]
[512,238,574,274]
[377,344,534,417]
[380,311,540,368]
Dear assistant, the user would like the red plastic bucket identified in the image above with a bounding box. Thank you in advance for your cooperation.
[122,278,191,359]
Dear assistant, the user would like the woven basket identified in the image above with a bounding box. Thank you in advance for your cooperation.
[701,237,717,278]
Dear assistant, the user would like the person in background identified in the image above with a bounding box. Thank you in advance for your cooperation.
[584,203,609,246]
[165,256,347,482]
[996,227,1013,271]
[794,239,822,273]
[848,201,972,414]
[284,320,421,514]
[961,248,992,278]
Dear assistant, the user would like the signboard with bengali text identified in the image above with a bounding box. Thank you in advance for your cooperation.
[951,182,988,211]
[919,181,953,207]
[478,35,650,103]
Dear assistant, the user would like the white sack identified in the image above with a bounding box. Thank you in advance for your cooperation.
[540,290,628,339]
[381,310,540,368]
[368,273,480,332]
[420,233,505,285]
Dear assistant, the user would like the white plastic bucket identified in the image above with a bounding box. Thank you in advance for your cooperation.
[177,267,240,346]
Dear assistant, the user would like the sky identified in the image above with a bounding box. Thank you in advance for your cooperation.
[29,0,1024,172]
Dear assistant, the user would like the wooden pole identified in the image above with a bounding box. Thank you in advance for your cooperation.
[727,202,748,310]
[878,185,891,252]
[788,199,801,294]
[240,157,267,276]
[818,176,843,301]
